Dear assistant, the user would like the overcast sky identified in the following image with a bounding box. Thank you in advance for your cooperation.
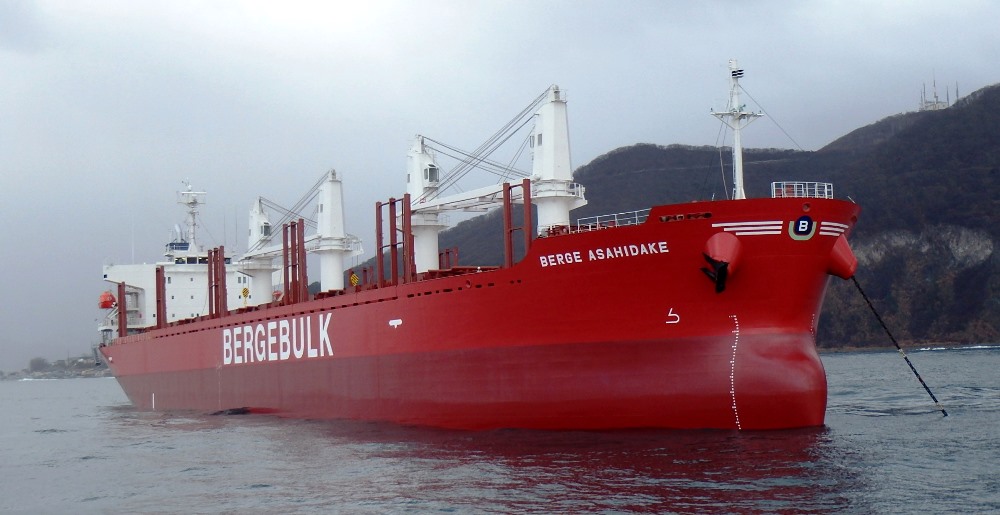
[1,0,997,372]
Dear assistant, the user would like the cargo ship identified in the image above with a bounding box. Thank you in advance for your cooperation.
[98,61,859,430]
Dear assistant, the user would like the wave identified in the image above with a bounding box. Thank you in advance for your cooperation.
[913,344,1000,352]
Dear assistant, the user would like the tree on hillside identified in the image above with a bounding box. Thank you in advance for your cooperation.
[29,357,50,372]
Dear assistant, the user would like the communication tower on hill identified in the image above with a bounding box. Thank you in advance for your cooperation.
[920,79,958,111]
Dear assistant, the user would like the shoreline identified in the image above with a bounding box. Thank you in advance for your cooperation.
[819,341,1000,353]
[1,365,111,381]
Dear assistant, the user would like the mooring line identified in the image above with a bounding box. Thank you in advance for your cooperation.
[851,275,948,417]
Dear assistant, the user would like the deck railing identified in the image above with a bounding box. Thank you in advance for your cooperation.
[771,181,834,199]
[570,208,651,233]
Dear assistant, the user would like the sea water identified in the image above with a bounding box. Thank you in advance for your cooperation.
[1,346,998,514]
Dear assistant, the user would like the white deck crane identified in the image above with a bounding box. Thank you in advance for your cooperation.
[405,85,587,273]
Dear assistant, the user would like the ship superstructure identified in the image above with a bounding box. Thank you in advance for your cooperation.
[99,185,249,343]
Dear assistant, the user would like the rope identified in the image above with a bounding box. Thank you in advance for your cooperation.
[423,137,530,181]
[739,85,804,151]
[709,121,730,200]
[415,87,549,203]
[851,276,948,417]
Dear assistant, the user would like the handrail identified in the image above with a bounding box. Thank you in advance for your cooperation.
[571,208,651,233]
[771,181,834,199]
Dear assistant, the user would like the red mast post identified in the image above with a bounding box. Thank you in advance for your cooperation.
[116,281,127,338]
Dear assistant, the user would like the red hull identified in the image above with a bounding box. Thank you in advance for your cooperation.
[102,197,859,430]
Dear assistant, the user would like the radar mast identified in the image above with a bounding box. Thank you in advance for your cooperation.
[177,181,207,253]
[712,59,762,200]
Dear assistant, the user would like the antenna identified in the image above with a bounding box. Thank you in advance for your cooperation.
[177,181,207,253]
[711,59,762,200]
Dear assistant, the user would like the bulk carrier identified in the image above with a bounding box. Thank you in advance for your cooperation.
[98,61,859,430]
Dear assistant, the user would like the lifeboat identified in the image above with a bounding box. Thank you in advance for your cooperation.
[98,291,117,309]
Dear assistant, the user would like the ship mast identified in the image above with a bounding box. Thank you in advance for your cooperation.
[712,59,762,200]
[177,181,206,253]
